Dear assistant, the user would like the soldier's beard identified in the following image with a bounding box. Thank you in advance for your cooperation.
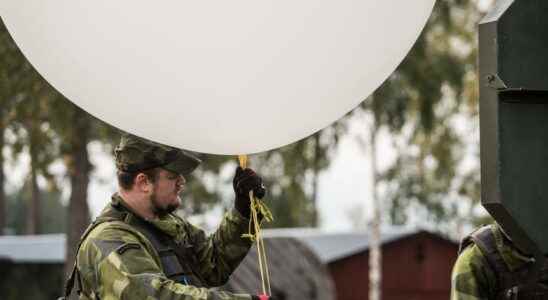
[150,190,179,218]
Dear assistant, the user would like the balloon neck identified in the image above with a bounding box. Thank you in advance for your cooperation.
[238,155,248,168]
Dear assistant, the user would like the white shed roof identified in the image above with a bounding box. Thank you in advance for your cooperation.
[263,227,434,263]
[0,234,66,263]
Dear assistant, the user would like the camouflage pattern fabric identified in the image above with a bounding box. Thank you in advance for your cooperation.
[115,133,201,176]
[450,224,533,300]
[75,194,254,300]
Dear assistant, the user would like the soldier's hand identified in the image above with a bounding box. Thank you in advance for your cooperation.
[252,295,275,300]
[233,167,266,217]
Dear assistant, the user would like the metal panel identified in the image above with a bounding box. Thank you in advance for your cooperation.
[499,92,548,251]
[479,0,548,255]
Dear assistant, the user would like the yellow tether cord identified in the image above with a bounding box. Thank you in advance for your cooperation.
[238,155,273,296]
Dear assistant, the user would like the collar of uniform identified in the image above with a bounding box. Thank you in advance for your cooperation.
[147,215,185,240]
[111,193,140,216]
[110,193,184,240]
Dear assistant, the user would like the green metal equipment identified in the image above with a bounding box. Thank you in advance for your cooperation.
[479,0,548,257]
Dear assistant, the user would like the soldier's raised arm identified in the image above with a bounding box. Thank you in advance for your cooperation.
[184,167,266,286]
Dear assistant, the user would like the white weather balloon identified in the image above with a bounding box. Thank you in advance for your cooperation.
[0,1,435,154]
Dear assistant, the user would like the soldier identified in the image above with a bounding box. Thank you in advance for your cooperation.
[451,223,548,299]
[61,134,273,300]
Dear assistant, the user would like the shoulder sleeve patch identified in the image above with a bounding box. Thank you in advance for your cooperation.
[116,243,142,255]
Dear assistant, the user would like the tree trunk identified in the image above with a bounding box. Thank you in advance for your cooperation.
[25,155,41,234]
[26,125,41,235]
[64,107,92,279]
[311,133,321,226]
[369,115,382,300]
[0,126,5,235]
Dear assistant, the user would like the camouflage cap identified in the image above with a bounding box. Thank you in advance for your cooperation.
[114,134,201,176]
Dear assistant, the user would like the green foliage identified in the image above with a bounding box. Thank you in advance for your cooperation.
[5,184,66,234]
[0,19,62,233]
[256,123,346,227]
[360,0,483,227]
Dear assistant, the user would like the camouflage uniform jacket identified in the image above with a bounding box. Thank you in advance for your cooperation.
[74,193,254,300]
[450,224,536,300]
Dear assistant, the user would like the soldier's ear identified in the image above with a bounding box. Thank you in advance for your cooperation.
[135,173,153,193]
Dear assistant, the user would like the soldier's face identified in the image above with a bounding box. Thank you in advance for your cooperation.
[149,169,185,217]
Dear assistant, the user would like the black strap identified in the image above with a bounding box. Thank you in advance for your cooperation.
[459,224,489,255]
[61,218,114,299]
[124,213,205,286]
[470,226,511,284]
[466,225,548,300]
[58,263,77,300]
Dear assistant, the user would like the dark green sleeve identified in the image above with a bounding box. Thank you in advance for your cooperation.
[184,209,253,286]
[78,222,252,300]
[451,244,497,300]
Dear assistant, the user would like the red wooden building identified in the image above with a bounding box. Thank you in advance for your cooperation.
[265,227,459,300]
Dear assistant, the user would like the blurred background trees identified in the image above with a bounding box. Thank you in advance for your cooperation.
[361,0,484,233]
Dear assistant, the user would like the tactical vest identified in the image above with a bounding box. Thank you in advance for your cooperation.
[61,201,206,299]
[459,225,548,300]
